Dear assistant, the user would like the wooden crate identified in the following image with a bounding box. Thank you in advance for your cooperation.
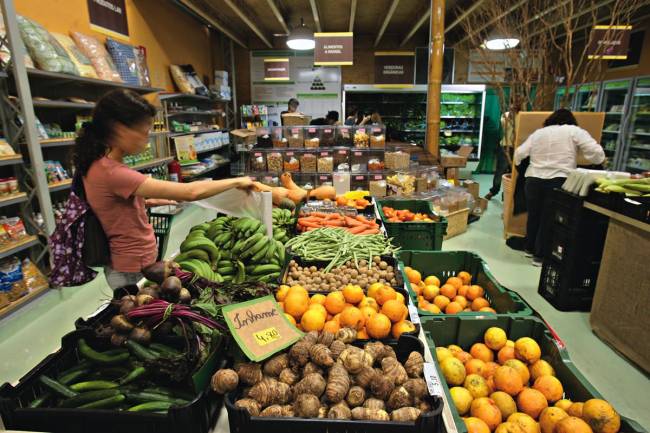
[443,208,470,240]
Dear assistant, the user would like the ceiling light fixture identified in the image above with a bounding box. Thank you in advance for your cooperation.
[287,18,315,50]
[484,30,520,50]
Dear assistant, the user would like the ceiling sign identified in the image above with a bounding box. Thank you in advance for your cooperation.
[374,51,415,88]
[87,0,129,39]
[264,58,290,81]
[314,32,354,66]
[587,25,632,60]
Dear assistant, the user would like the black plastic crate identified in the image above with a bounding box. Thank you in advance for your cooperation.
[546,224,607,267]
[0,329,226,433]
[225,334,444,433]
[149,212,173,261]
[538,257,598,312]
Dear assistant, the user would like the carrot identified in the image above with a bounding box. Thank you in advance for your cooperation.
[309,212,328,218]
[344,216,364,227]
[299,220,322,228]
[324,220,345,227]
[358,228,380,235]
[298,216,321,224]
[347,225,368,234]
[355,215,369,222]
[325,213,343,220]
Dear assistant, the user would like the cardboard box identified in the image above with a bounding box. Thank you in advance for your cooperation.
[463,180,480,200]
[590,218,650,373]
[282,113,312,126]
[474,197,488,213]
[230,129,256,145]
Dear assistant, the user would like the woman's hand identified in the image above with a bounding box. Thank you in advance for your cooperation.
[235,176,255,191]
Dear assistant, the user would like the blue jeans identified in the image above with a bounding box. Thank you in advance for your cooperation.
[104,266,143,290]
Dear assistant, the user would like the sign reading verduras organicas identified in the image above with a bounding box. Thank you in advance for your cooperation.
[223,295,303,361]
[587,25,632,60]
[314,32,353,66]
[374,51,415,87]
[87,0,129,39]
[264,58,290,81]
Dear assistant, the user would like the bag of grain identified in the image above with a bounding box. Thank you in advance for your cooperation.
[106,38,139,85]
[17,15,77,74]
[51,33,97,78]
[71,31,121,82]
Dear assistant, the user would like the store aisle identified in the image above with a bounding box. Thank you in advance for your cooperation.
[445,175,649,430]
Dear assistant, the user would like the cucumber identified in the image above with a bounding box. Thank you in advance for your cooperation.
[143,387,195,401]
[149,343,181,356]
[39,375,77,398]
[60,389,121,408]
[56,360,92,379]
[125,340,158,361]
[124,391,188,405]
[57,369,90,385]
[78,339,130,365]
[119,366,147,385]
[128,401,174,412]
[69,380,119,392]
[79,394,125,409]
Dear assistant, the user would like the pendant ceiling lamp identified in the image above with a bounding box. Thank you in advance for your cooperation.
[287,18,315,50]
[484,29,520,50]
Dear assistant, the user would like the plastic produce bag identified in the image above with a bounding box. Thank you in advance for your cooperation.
[16,15,77,74]
[50,33,97,78]
[193,188,264,219]
[71,31,121,82]
[105,38,139,85]
[0,10,34,68]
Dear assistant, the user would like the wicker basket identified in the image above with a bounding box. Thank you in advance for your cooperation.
[503,173,527,239]
[443,208,470,240]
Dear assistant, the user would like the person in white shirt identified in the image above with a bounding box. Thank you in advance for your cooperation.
[514,109,605,266]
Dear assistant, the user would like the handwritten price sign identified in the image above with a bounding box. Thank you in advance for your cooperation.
[423,362,444,397]
[254,327,281,346]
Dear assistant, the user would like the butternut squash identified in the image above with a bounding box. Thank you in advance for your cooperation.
[280,172,301,190]
[271,187,290,205]
[253,181,273,192]
[287,188,308,204]
[309,185,336,201]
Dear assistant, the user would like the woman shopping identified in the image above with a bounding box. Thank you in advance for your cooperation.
[514,109,605,266]
[70,89,253,289]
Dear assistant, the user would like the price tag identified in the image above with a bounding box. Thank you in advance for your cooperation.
[320,152,329,156]
[254,152,262,157]
[355,176,364,180]
[291,128,300,134]
[223,296,303,361]
[423,362,444,397]
[408,302,421,325]
[338,150,348,155]
[354,152,362,156]
[358,128,366,133]
[374,175,383,180]
[324,129,332,134]
[320,176,328,180]
[287,152,294,156]
[308,128,316,133]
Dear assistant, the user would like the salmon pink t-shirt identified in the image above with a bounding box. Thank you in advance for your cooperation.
[84,157,157,272]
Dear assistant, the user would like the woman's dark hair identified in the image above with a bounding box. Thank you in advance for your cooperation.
[74,89,156,176]
[288,98,299,109]
[544,108,578,127]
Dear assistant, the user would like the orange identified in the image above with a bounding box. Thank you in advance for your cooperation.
[381,299,408,322]
[491,391,518,419]
[395,291,405,305]
[424,275,441,287]
[284,313,296,325]
[466,285,485,301]
[514,337,542,364]
[357,327,369,339]
[405,268,422,284]
[486,375,496,394]
[434,295,451,310]
[375,285,397,305]
[423,303,442,314]
[423,285,440,301]
[276,285,290,302]
[465,358,487,376]
[464,417,491,433]
[367,282,384,299]
[498,346,516,365]
[555,399,572,412]
[287,285,308,298]
[539,407,569,433]
[323,320,340,334]
[358,296,379,312]
[529,360,555,381]
[533,375,563,403]
[483,361,500,379]
[454,295,468,309]
[458,285,470,297]
[517,388,548,419]
[495,422,526,433]
[324,291,346,315]
[339,306,365,330]
[445,301,464,314]
[567,402,584,418]
[479,307,497,314]
[332,313,341,325]
[471,297,490,311]
[470,343,495,362]
[412,284,423,296]
[448,344,463,354]
[504,359,530,385]
[493,366,524,396]
[440,357,467,385]
[307,303,327,319]
[484,327,508,351]
[470,397,502,431]
[454,350,473,364]
[359,306,377,322]
[507,413,539,433]
[366,313,392,339]
[309,293,326,305]
[342,284,364,304]
[447,276,464,290]
[458,271,472,285]
[436,347,454,363]
[391,319,416,339]
[582,399,620,433]
[284,292,309,319]
[300,308,325,332]
[450,386,473,415]
[440,283,457,299]
[464,374,490,398]
[554,417,594,433]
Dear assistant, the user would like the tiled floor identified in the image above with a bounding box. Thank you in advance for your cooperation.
[0,177,647,431]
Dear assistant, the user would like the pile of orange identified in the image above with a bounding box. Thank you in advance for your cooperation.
[436,327,621,433]
[276,282,416,340]
[404,266,496,315]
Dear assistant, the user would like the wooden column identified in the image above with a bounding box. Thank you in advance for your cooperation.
[425,0,445,160]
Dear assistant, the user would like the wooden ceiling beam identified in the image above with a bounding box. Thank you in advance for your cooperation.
[453,0,528,46]
[177,0,247,48]
[445,0,488,34]
[349,0,357,32]
[223,0,273,47]
[400,7,429,47]
[266,0,290,35]
[375,0,401,46]
[309,0,322,32]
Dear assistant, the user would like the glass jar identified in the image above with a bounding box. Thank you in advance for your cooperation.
[271,126,286,148]
[317,150,334,173]
[304,127,321,148]
[251,151,266,172]
[321,126,335,147]
[300,152,317,173]
[353,127,370,148]
[369,125,386,149]
[266,152,284,173]
[283,151,300,172]
[333,148,350,172]
[336,126,353,147]
[285,126,304,148]
[256,127,272,148]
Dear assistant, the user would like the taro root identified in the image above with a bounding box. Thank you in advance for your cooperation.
[325,364,350,403]
[371,375,395,400]
[211,369,239,394]
[300,331,319,346]
[293,373,326,398]
[278,368,300,386]
[237,363,263,385]
[382,357,408,386]
[235,398,261,416]
[329,340,346,360]
[387,386,413,410]
[403,378,427,400]
[391,407,421,422]
[336,327,357,343]
[328,402,352,420]
[351,407,390,421]
[248,377,291,406]
[280,404,295,417]
[354,366,377,389]
[259,405,284,417]
[414,398,432,413]
[339,347,373,374]
[318,331,335,347]
[346,386,366,407]
[303,362,324,376]
[289,342,311,367]
[263,353,289,377]
[363,341,386,362]
[404,352,424,378]
[363,398,386,411]
[293,393,321,418]
[110,315,134,333]
[309,344,334,367]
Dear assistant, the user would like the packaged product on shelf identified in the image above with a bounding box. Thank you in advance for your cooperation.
[71,32,122,82]
[316,173,333,186]
[16,16,78,75]
[304,127,321,148]
[333,148,350,171]
[44,161,70,184]
[369,177,387,197]
[285,126,303,148]
[0,139,15,156]
[300,152,317,173]
[283,152,300,172]
[351,174,368,190]
[0,257,26,302]
[266,152,283,172]
[2,217,27,242]
[370,125,386,148]
[350,150,368,173]
[7,178,18,194]
[21,258,47,292]
[256,127,272,148]
[385,150,410,170]
[415,166,439,193]
[134,46,151,87]
[321,126,335,146]
[353,127,370,148]
[105,38,140,86]
[271,126,286,148]
[251,151,266,172]
[317,151,333,173]
[336,126,353,146]
[50,33,97,78]
[387,172,416,196]
[0,10,33,69]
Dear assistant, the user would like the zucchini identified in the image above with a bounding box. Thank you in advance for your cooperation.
[69,380,119,392]
[58,369,90,385]
[60,389,121,408]
[79,394,125,409]
[125,340,157,361]
[38,375,77,398]
[78,339,130,365]
[128,401,174,412]
[56,360,92,379]
[118,366,146,385]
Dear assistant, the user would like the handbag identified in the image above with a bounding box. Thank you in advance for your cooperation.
[72,173,111,267]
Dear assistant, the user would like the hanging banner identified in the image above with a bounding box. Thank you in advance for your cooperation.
[374,51,415,88]
[587,25,632,60]
[264,58,290,81]
[314,32,354,66]
[87,0,129,39]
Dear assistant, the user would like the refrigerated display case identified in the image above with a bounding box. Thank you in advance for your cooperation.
[343,84,486,160]
[622,76,650,173]
[573,83,600,112]
[598,79,633,168]
[554,85,576,109]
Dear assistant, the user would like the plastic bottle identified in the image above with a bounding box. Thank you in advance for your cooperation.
[168,159,182,182]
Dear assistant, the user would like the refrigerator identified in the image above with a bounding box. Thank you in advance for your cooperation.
[597,79,633,169]
[621,76,650,173]
[573,83,600,112]
[554,86,576,110]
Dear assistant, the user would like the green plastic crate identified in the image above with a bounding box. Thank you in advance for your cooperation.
[377,199,447,250]
[421,315,647,433]
[398,250,533,317]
